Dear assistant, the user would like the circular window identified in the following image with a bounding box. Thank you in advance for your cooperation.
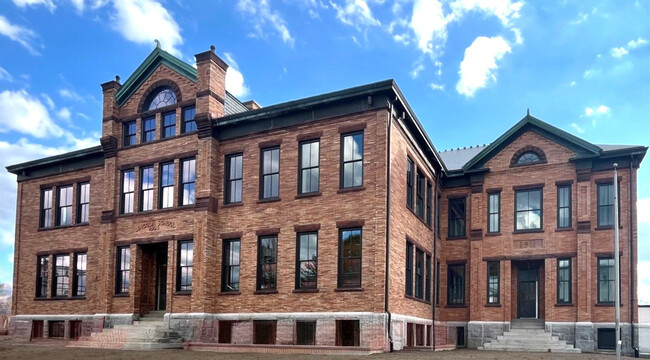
[516,152,541,165]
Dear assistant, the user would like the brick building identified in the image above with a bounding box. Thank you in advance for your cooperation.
[6,46,646,354]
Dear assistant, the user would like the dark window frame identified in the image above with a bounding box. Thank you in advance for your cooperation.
[40,188,53,228]
[340,131,364,189]
[162,111,176,138]
[140,165,154,212]
[597,182,620,227]
[73,252,87,297]
[181,106,196,133]
[436,191,441,238]
[257,235,278,291]
[180,157,196,206]
[336,320,360,347]
[597,257,617,304]
[487,261,500,305]
[406,157,414,209]
[448,197,466,238]
[447,263,465,305]
[225,153,243,204]
[295,321,316,345]
[425,254,431,303]
[221,239,241,292]
[405,241,413,296]
[435,260,440,305]
[121,169,135,214]
[415,248,424,299]
[298,139,320,194]
[36,255,49,298]
[557,185,572,229]
[260,146,280,200]
[416,170,425,219]
[77,182,90,224]
[516,151,542,165]
[176,240,193,292]
[52,254,70,298]
[337,228,362,289]
[56,185,73,226]
[514,188,543,232]
[142,116,156,143]
[123,120,136,147]
[115,246,130,295]
[426,181,432,226]
[296,232,318,290]
[159,162,175,209]
[144,87,177,111]
[557,258,571,304]
[487,191,500,234]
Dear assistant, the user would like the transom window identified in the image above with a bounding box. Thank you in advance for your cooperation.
[146,88,177,111]
[515,188,542,231]
[516,152,541,165]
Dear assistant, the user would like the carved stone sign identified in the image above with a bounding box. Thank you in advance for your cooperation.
[134,220,177,233]
[514,239,544,249]
[9,319,32,339]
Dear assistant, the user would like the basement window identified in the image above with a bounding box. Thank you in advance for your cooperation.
[218,321,232,344]
[48,321,65,338]
[253,320,277,345]
[597,328,616,350]
[295,321,316,345]
[336,320,360,347]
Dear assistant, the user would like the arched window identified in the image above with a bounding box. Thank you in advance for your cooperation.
[516,152,541,165]
[144,87,177,111]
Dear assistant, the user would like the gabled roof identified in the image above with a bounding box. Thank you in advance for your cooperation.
[461,114,602,172]
[439,145,488,171]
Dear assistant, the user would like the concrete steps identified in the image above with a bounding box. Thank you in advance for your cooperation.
[478,326,581,353]
[67,312,184,350]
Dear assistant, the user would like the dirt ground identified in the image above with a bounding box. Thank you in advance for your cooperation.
[0,340,631,360]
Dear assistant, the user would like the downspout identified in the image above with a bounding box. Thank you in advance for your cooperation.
[629,155,636,355]
[385,97,396,352]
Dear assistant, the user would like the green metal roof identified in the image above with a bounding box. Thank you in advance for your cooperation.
[6,145,103,174]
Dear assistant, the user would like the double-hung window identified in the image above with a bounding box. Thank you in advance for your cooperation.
[57,185,73,226]
[426,182,432,226]
[406,158,414,209]
[296,232,318,289]
[415,248,424,299]
[447,263,465,305]
[260,147,280,199]
[448,198,466,238]
[597,183,619,227]
[142,117,156,143]
[121,170,135,214]
[77,182,90,223]
[425,255,431,302]
[73,253,87,297]
[41,188,53,228]
[116,246,130,294]
[558,185,572,229]
[341,132,363,189]
[436,192,441,237]
[338,228,362,288]
[257,236,278,290]
[36,255,49,298]
[435,260,440,305]
[53,254,70,297]
[162,111,176,138]
[557,258,571,304]
[488,192,500,233]
[222,239,241,292]
[515,188,542,231]
[177,241,193,292]
[405,241,413,296]
[123,121,136,146]
[598,258,616,303]
[160,162,174,209]
[487,261,499,304]
[140,166,154,211]
[416,170,425,218]
[299,140,319,194]
[182,106,196,133]
[225,154,243,204]
[181,158,196,205]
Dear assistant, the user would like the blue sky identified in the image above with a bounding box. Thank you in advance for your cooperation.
[0,0,648,302]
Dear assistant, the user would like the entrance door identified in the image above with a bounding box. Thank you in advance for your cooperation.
[155,246,167,311]
[517,264,538,318]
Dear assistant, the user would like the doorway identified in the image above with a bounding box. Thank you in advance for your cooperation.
[154,245,167,311]
[517,262,539,319]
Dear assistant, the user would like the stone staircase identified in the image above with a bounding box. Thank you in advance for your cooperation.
[67,311,184,350]
[478,320,581,353]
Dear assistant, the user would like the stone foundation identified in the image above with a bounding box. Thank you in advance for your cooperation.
[467,321,507,349]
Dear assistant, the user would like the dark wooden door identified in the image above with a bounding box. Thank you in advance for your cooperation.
[517,266,538,318]
[155,246,167,311]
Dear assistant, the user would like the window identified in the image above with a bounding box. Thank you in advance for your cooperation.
[121,170,135,214]
[341,132,363,188]
[138,166,154,211]
[73,253,87,297]
[516,152,541,165]
[36,255,48,298]
[77,182,90,223]
[222,239,240,292]
[145,88,176,111]
[448,198,466,238]
[225,154,243,204]
[338,228,362,288]
[40,188,53,228]
[257,236,277,290]
[435,260,440,305]
[557,258,571,304]
[515,188,542,231]
[299,140,319,194]
[336,320,359,347]
[405,241,413,296]
[415,248,424,299]
[598,183,620,227]
[558,185,572,229]
[123,121,136,146]
[425,255,431,302]
[295,321,316,345]
[57,185,73,226]
[296,232,318,289]
[182,106,196,133]
[406,158,414,209]
[597,328,616,350]
[598,258,616,303]
[436,192,441,237]
[53,254,70,297]
[162,111,176,138]
[116,246,130,294]
[253,320,276,345]
[142,116,156,143]
[32,320,44,338]
[160,162,174,209]
[218,321,233,343]
[260,147,280,199]
[488,192,500,233]
[447,263,465,305]
[181,158,196,205]
[426,182,432,226]
[49,321,65,338]
[416,170,425,218]
[487,261,499,304]
[177,241,193,292]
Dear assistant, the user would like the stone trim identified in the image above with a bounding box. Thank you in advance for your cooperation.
[118,150,197,170]
[577,221,591,233]
[337,122,366,134]
[36,247,88,256]
[220,231,243,239]
[195,89,225,104]
[296,131,323,142]
[194,196,218,213]
[482,252,577,261]
[258,139,282,148]
[255,228,281,236]
[509,145,547,167]
[512,183,545,191]
[39,176,91,189]
[100,210,115,224]
[114,233,192,246]
[100,136,118,158]
[294,223,321,232]
[336,219,365,228]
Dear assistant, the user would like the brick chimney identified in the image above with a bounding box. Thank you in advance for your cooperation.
[194,45,228,122]
[243,100,262,111]
[100,76,122,157]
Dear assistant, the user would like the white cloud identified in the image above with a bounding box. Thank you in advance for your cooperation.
[409,63,425,79]
[223,53,250,99]
[610,47,628,58]
[410,0,448,56]
[59,88,84,102]
[111,0,183,57]
[11,0,55,11]
[0,232,13,246]
[237,0,295,47]
[0,66,12,82]
[638,198,650,224]
[448,0,523,27]
[69,0,85,12]
[330,0,381,29]
[0,15,40,56]
[7,254,13,265]
[571,123,584,134]
[57,107,71,121]
[639,261,650,305]
[0,90,64,138]
[584,105,610,117]
[41,94,55,109]
[456,36,511,97]
[430,83,444,91]
[628,37,648,49]
[570,81,576,86]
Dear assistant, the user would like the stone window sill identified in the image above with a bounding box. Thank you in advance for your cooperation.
[445,304,467,308]
[555,303,574,307]
[257,197,281,204]
[555,228,574,232]
[218,291,241,296]
[405,294,432,305]
[292,288,319,294]
[512,229,544,234]
[222,202,243,208]
[485,303,501,307]
[174,291,192,296]
[335,287,364,292]
[38,223,90,232]
[337,186,365,194]
[254,290,278,295]
[295,192,322,199]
